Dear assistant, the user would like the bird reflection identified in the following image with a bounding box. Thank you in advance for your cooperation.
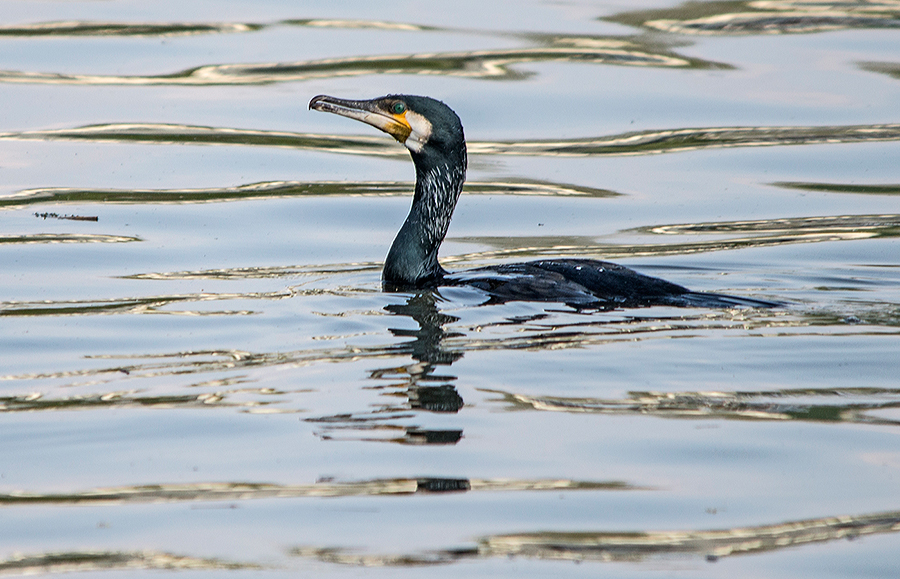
[384,291,464,366]
[308,291,465,444]
[379,292,465,427]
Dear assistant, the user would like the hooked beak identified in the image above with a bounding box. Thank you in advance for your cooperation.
[309,94,412,144]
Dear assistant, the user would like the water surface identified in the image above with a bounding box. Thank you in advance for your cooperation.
[1,0,899,577]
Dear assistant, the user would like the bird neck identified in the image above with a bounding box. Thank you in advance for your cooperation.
[383,152,466,287]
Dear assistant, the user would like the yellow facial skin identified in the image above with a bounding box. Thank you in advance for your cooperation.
[380,109,413,143]
[309,95,431,153]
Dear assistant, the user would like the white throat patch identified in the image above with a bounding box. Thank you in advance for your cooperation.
[403,110,432,153]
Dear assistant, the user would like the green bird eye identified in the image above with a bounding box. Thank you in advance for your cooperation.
[392,102,406,115]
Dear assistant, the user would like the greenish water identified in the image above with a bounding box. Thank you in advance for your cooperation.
[1,1,899,577]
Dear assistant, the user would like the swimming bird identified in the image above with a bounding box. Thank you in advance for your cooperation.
[309,94,775,309]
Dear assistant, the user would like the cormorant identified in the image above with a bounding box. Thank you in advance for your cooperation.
[309,94,776,309]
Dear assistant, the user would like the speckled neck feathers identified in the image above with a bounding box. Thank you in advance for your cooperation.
[383,145,467,287]
[381,97,467,287]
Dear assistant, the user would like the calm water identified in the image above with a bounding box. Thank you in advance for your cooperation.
[1,0,899,577]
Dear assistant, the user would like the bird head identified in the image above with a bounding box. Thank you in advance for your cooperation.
[309,94,465,167]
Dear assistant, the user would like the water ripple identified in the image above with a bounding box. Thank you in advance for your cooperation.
[0,290,294,317]
[4,509,896,570]
[294,508,900,565]
[1,179,615,210]
[0,477,632,505]
[0,233,140,245]
[0,19,428,37]
[774,181,900,195]
[0,551,256,574]
[0,20,260,37]
[0,45,709,86]
[860,60,900,80]
[610,1,900,35]
[3,122,899,157]
[450,214,900,263]
[647,11,900,35]
[485,387,900,426]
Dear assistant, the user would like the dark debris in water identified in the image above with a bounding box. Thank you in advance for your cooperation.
[34,211,98,222]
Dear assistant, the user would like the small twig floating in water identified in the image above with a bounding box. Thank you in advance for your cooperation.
[34,212,99,222]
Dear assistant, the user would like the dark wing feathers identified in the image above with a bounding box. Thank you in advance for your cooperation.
[445,259,778,309]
